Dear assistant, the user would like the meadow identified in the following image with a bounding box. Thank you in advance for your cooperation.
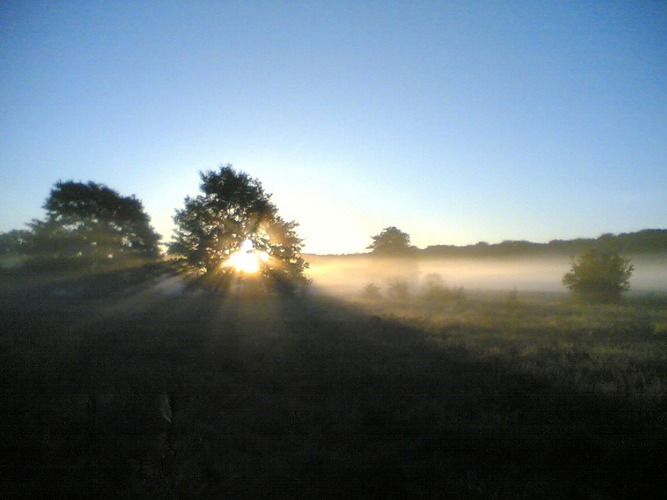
[1,265,666,498]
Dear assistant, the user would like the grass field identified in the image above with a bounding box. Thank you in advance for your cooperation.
[1,269,666,498]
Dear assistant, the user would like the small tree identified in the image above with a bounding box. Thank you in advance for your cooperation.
[169,165,308,289]
[387,278,410,300]
[28,181,161,269]
[367,226,414,256]
[562,248,633,302]
[361,282,382,301]
[0,229,33,269]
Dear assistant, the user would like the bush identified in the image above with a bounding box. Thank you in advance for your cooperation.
[562,248,633,302]
[387,279,410,300]
[420,274,466,304]
[361,282,382,300]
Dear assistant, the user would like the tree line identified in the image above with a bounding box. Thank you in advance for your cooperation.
[360,226,667,259]
[0,166,308,289]
[1,165,658,301]
[1,181,161,271]
[420,230,667,258]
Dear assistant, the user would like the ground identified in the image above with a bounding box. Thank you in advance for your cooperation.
[1,269,666,498]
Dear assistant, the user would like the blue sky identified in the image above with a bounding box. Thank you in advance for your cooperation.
[1,1,665,254]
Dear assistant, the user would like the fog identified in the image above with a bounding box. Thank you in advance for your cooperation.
[306,255,667,297]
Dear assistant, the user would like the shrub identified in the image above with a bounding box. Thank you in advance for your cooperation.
[387,279,410,300]
[421,274,466,304]
[562,248,633,302]
[361,282,382,300]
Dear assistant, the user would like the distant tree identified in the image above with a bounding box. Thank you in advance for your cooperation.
[562,248,633,302]
[0,229,33,268]
[367,226,414,256]
[0,229,33,256]
[614,229,667,253]
[168,165,308,288]
[29,181,161,269]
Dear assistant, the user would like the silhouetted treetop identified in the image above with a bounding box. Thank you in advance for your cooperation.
[28,181,161,269]
[367,226,414,256]
[422,229,667,258]
[168,165,308,287]
[0,230,33,256]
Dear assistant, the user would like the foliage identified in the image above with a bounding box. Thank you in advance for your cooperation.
[0,230,33,270]
[27,181,161,270]
[0,229,33,254]
[562,248,633,302]
[423,229,667,258]
[169,165,308,288]
[420,273,466,304]
[0,229,33,256]
[387,278,410,300]
[367,226,414,256]
[361,282,382,300]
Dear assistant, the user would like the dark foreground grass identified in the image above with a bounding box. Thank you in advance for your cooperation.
[1,273,666,498]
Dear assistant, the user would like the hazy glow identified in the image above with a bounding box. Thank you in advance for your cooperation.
[306,255,667,297]
[240,239,253,252]
[227,240,268,274]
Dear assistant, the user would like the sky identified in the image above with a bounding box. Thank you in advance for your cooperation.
[1,1,665,255]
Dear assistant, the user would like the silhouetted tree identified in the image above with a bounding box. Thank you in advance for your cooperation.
[168,165,308,288]
[29,181,161,269]
[562,248,633,302]
[414,230,667,259]
[0,229,33,268]
[0,229,33,255]
[367,226,414,255]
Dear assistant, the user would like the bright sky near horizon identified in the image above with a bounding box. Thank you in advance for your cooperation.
[1,1,665,254]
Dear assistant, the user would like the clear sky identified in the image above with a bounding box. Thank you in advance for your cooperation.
[1,1,665,254]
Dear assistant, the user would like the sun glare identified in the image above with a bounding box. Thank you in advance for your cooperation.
[227,239,268,274]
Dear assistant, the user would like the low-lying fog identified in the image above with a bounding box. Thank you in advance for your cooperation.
[306,255,667,297]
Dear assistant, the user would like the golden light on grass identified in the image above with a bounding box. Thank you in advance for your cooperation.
[226,239,269,274]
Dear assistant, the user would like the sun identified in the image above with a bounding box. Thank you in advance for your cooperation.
[227,239,268,274]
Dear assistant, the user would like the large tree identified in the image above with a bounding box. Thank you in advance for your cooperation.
[367,226,414,256]
[29,181,161,269]
[168,165,308,287]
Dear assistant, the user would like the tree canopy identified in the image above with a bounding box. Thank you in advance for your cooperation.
[28,181,161,269]
[0,229,33,269]
[562,248,633,302]
[168,165,308,288]
[367,226,414,256]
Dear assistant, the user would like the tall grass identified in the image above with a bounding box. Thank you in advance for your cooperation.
[355,289,667,408]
